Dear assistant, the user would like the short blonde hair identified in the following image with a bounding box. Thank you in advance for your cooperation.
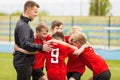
[69,26,82,36]
[70,32,87,45]
[36,22,48,32]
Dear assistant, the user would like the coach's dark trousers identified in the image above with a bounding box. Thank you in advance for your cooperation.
[14,65,32,80]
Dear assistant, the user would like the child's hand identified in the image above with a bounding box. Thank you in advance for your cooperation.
[14,44,19,51]
[69,77,76,80]
[88,76,93,80]
[11,51,15,56]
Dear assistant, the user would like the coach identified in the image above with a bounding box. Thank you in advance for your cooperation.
[13,1,51,80]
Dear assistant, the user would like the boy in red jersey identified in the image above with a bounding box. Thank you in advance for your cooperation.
[45,31,75,80]
[14,22,50,80]
[70,32,111,80]
[32,22,51,80]
[67,26,85,80]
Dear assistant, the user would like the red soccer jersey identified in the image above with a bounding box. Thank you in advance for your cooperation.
[66,36,86,74]
[81,47,109,76]
[67,54,86,74]
[65,35,70,43]
[45,43,75,80]
[33,34,51,70]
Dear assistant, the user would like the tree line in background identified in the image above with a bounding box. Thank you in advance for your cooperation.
[89,0,111,16]
[0,10,49,16]
[0,0,111,16]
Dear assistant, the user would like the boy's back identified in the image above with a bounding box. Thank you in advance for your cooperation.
[80,47,109,76]
[45,43,75,80]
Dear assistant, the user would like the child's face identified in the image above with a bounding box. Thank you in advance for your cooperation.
[71,39,81,47]
[71,27,80,33]
[36,29,48,39]
[52,25,63,34]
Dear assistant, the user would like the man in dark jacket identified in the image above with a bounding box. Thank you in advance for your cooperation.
[14,1,51,80]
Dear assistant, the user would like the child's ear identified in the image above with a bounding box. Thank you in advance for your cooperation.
[63,38,65,41]
[36,30,39,33]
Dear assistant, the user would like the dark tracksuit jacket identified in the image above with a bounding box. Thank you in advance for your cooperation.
[14,15,42,66]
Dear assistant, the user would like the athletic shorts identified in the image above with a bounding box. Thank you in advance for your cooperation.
[32,68,45,80]
[67,72,82,80]
[93,70,111,80]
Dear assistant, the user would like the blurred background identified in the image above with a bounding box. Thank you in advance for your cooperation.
[0,0,120,16]
[0,0,120,50]
[0,0,120,80]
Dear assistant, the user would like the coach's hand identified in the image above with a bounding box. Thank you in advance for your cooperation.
[42,43,53,52]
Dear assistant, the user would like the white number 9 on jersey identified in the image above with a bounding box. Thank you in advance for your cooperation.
[51,48,59,63]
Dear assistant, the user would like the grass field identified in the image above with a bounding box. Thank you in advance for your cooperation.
[0,53,120,80]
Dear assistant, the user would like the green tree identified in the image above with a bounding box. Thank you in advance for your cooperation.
[38,10,49,16]
[11,10,49,16]
[0,12,8,15]
[11,11,22,16]
[89,0,111,16]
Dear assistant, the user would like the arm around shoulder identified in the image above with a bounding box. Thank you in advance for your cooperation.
[14,44,38,54]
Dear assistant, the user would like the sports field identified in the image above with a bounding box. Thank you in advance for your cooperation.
[0,16,120,80]
[0,53,120,80]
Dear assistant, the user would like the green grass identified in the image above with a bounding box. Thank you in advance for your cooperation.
[0,53,16,80]
[0,53,120,80]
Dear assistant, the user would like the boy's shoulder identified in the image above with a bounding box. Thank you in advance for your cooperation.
[46,34,52,40]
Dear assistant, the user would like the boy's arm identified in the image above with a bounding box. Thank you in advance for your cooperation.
[73,43,90,55]
[61,41,87,55]
[14,44,38,54]
[88,76,93,80]
[46,39,89,55]
[46,39,78,50]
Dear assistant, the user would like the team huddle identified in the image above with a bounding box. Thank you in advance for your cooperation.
[13,1,111,80]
